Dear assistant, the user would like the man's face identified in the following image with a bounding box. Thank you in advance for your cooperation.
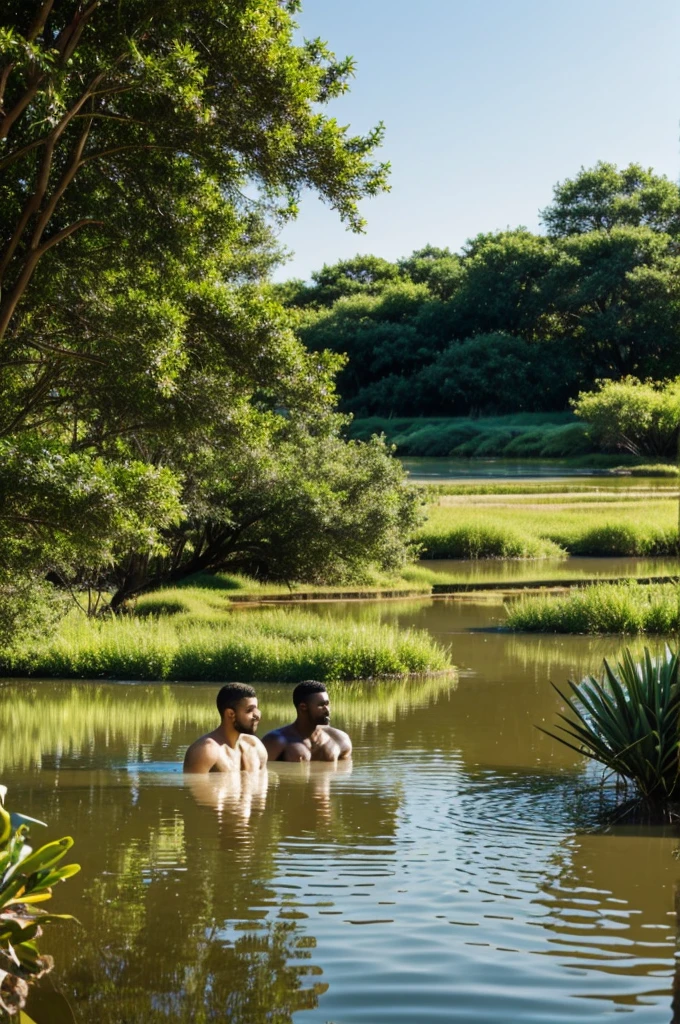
[304,690,330,726]
[231,697,261,735]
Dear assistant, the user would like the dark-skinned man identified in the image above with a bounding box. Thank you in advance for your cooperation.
[183,683,267,773]
[262,680,352,763]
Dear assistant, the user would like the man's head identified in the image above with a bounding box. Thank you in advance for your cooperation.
[292,680,330,726]
[216,683,261,735]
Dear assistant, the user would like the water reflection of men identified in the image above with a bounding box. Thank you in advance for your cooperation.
[185,770,269,826]
[262,681,352,762]
[183,684,267,773]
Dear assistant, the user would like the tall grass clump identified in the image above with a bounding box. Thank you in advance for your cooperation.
[543,646,680,808]
[506,581,680,634]
[417,510,565,560]
[419,498,678,559]
[1,609,452,682]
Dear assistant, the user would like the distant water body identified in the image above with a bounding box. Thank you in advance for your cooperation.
[401,457,647,481]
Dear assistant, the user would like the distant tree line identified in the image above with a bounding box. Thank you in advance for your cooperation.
[279,163,680,417]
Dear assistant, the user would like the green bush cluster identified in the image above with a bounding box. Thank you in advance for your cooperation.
[348,414,593,458]
[506,581,680,634]
[1,608,452,682]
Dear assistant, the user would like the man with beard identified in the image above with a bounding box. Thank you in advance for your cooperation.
[262,681,352,762]
[183,683,267,773]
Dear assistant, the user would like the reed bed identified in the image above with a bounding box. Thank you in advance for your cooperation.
[505,582,680,635]
[419,499,679,559]
[1,607,452,682]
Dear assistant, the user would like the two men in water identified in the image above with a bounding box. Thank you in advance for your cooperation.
[183,680,352,773]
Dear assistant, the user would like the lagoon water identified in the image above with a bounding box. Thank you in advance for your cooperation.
[400,457,679,483]
[422,555,680,583]
[2,599,680,1023]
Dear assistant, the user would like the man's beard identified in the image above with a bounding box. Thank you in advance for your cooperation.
[234,719,257,735]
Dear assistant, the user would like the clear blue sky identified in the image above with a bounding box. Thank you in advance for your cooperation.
[273,0,680,281]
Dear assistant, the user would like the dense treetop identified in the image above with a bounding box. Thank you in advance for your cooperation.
[280,163,680,418]
[0,1,421,617]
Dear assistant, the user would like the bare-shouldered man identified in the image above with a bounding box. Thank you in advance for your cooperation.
[183,683,267,773]
[262,681,352,763]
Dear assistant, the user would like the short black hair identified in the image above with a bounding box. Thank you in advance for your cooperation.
[216,683,256,717]
[292,680,327,708]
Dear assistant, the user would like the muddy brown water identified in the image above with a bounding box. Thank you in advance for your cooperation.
[2,599,680,1023]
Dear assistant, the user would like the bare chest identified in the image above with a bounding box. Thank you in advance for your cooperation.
[308,730,342,762]
[210,742,260,772]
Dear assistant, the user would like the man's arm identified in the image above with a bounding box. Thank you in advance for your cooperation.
[183,737,218,774]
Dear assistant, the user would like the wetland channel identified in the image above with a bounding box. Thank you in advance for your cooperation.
[3,596,680,1023]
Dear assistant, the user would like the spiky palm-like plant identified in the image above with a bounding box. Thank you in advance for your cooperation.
[546,646,680,805]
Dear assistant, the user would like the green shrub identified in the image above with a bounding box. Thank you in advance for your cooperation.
[574,377,680,457]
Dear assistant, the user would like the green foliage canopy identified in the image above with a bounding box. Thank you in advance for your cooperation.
[573,376,680,457]
[0,2,425,612]
[287,167,680,418]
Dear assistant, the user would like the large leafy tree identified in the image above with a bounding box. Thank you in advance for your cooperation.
[0,2,423,613]
[541,161,680,237]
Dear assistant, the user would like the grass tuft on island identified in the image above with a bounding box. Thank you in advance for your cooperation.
[418,500,679,559]
[505,581,680,635]
[0,604,452,682]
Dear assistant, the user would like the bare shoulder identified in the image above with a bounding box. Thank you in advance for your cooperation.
[243,734,267,756]
[183,733,221,773]
[262,726,287,743]
[324,725,350,743]
[325,725,352,755]
[261,728,288,758]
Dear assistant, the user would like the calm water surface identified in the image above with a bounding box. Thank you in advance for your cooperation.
[2,600,680,1023]
[400,457,679,484]
[422,555,680,583]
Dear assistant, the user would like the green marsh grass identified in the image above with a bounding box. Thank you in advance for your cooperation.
[417,479,679,497]
[1,606,452,682]
[419,497,679,559]
[505,581,680,635]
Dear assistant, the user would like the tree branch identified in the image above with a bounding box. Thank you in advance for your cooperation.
[26,1,55,42]
[0,219,101,343]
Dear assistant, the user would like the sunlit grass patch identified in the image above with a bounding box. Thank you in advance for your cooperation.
[1,608,453,682]
[505,581,680,635]
[419,498,678,559]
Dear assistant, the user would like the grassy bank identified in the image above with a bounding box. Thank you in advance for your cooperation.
[1,605,452,682]
[505,582,680,634]
[133,569,432,611]
[419,496,679,559]
[416,478,679,496]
